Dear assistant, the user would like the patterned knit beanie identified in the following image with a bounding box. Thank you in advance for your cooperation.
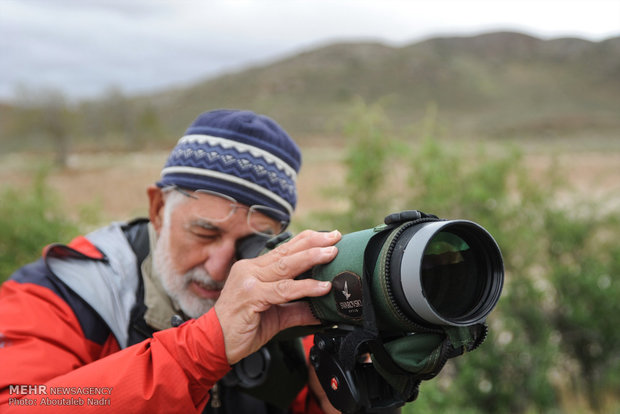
[157,109,301,220]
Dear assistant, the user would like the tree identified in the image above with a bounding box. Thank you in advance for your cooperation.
[10,86,74,168]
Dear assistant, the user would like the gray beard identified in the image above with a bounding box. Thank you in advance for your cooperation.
[152,224,225,319]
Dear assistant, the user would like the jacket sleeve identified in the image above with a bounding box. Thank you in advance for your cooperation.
[0,279,231,413]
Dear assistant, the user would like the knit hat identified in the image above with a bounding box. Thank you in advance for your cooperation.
[157,109,301,220]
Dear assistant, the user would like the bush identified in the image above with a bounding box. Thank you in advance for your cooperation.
[0,171,79,282]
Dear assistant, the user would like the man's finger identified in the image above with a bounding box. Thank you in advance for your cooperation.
[250,278,332,311]
[276,302,324,331]
[254,230,341,267]
[257,245,338,282]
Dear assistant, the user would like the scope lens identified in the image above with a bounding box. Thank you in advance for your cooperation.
[421,231,485,320]
[391,220,504,327]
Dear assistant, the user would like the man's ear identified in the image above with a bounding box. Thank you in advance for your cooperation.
[147,185,165,233]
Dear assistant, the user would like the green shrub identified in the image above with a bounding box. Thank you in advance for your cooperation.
[313,99,407,232]
[545,208,620,411]
[0,171,79,282]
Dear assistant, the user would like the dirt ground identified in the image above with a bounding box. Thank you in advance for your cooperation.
[1,144,619,225]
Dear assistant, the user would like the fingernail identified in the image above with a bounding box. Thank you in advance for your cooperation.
[319,281,331,288]
[323,246,337,255]
[328,230,341,239]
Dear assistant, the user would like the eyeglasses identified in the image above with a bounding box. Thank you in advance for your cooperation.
[163,186,289,237]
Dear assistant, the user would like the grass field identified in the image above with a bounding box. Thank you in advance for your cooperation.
[1,136,618,227]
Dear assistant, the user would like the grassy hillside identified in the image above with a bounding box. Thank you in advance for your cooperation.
[151,31,620,140]
[1,31,618,153]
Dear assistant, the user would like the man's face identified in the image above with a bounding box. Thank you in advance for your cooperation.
[151,188,281,318]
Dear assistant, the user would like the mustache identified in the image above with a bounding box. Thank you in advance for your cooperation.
[184,267,225,290]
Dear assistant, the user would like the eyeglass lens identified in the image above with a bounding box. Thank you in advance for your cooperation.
[177,188,288,236]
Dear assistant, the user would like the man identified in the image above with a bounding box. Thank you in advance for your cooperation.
[0,109,341,413]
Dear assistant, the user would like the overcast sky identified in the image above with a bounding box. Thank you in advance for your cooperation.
[1,0,619,101]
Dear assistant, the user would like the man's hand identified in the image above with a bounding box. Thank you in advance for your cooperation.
[214,230,341,364]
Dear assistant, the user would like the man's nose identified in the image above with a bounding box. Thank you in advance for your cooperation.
[203,241,236,283]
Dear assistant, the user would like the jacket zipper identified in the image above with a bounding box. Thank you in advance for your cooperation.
[210,382,222,410]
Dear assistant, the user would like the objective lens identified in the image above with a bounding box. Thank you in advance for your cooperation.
[421,232,484,320]
[390,220,504,327]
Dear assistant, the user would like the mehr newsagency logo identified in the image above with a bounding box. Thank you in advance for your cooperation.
[8,384,113,407]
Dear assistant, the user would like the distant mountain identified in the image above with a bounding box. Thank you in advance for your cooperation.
[3,31,618,154]
[149,31,620,141]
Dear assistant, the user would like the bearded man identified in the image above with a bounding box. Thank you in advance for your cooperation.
[0,109,341,413]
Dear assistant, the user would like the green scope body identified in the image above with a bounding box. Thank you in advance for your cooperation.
[304,219,504,331]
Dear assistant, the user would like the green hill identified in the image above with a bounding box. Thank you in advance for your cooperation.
[2,31,619,153]
[149,31,620,140]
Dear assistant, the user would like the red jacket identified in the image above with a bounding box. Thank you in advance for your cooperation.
[0,222,322,413]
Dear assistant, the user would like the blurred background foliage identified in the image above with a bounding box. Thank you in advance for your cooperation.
[0,170,78,278]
